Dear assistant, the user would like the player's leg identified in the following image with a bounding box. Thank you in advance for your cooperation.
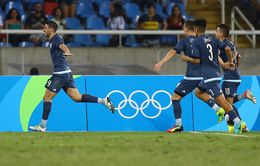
[64,73,115,113]
[208,81,243,134]
[195,81,224,122]
[222,82,248,133]
[233,90,256,104]
[167,79,199,133]
[29,75,62,132]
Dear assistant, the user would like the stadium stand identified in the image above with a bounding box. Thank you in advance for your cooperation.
[0,0,258,48]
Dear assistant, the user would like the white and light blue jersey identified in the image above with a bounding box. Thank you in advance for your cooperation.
[219,39,241,82]
[174,35,202,80]
[49,34,71,74]
[193,34,226,83]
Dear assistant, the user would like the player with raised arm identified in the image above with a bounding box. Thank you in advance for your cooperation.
[29,21,115,132]
[216,24,256,133]
[153,20,224,133]
[192,19,244,134]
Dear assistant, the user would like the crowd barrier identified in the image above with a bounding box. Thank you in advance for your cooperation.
[0,75,259,132]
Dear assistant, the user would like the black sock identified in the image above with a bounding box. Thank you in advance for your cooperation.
[227,109,238,121]
[233,96,239,103]
[42,102,52,120]
[172,100,182,119]
[233,105,241,120]
[81,94,98,103]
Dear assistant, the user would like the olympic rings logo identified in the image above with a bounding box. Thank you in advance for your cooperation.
[106,90,172,119]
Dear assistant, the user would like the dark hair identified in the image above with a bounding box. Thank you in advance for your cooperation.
[194,19,207,32]
[30,67,39,75]
[146,2,156,9]
[53,7,64,20]
[184,20,194,31]
[46,20,58,32]
[217,24,229,37]
[6,8,21,21]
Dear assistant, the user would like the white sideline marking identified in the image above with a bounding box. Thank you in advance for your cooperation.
[190,131,255,138]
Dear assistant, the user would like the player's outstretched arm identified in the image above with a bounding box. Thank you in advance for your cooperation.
[59,44,73,56]
[153,49,177,72]
[180,55,200,64]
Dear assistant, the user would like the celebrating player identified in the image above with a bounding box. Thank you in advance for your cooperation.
[29,21,115,132]
[153,20,224,133]
[192,19,244,134]
[216,24,256,133]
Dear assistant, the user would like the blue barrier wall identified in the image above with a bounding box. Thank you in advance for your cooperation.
[0,76,259,132]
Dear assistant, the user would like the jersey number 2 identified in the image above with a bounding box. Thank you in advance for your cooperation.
[207,44,213,61]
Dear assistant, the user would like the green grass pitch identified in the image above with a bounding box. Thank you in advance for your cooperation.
[0,132,260,166]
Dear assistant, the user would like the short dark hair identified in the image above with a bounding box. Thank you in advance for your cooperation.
[147,2,156,9]
[184,20,194,31]
[194,19,207,32]
[217,24,229,37]
[46,20,58,32]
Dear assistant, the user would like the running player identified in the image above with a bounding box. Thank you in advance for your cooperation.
[153,20,224,133]
[29,21,115,132]
[216,24,256,133]
[192,19,244,134]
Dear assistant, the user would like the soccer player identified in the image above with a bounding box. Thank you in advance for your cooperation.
[153,20,224,133]
[216,24,256,133]
[192,19,244,134]
[29,21,115,132]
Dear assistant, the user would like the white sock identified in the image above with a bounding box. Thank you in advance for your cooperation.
[225,114,229,121]
[212,104,220,112]
[175,118,182,126]
[233,117,241,124]
[98,98,105,104]
[40,119,47,128]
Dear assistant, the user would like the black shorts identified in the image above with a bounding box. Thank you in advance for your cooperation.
[45,72,76,93]
[222,81,241,98]
[198,80,222,98]
[174,79,201,97]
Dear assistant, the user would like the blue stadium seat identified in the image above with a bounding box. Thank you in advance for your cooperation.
[66,42,81,47]
[73,34,98,46]
[76,2,94,18]
[86,15,105,29]
[66,17,82,29]
[0,42,12,47]
[96,35,111,46]
[123,3,141,23]
[91,0,109,5]
[99,2,110,18]
[18,41,35,47]
[5,1,25,16]
[160,35,177,46]
[41,41,50,48]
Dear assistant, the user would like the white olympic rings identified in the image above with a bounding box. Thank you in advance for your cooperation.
[106,90,172,119]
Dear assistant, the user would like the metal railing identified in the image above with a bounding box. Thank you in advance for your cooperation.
[231,6,256,48]
[0,29,259,47]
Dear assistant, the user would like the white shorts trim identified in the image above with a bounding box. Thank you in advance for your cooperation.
[204,77,222,83]
[223,79,241,83]
[53,70,72,74]
[184,76,203,80]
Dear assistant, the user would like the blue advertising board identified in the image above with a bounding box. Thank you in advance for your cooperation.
[0,75,259,132]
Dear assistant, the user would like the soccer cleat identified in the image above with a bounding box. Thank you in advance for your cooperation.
[244,90,256,104]
[166,125,183,133]
[227,122,234,134]
[29,125,46,132]
[241,122,249,132]
[216,108,225,123]
[104,97,115,113]
[234,121,246,134]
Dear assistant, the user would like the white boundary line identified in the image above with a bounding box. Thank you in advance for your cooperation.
[190,131,256,138]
